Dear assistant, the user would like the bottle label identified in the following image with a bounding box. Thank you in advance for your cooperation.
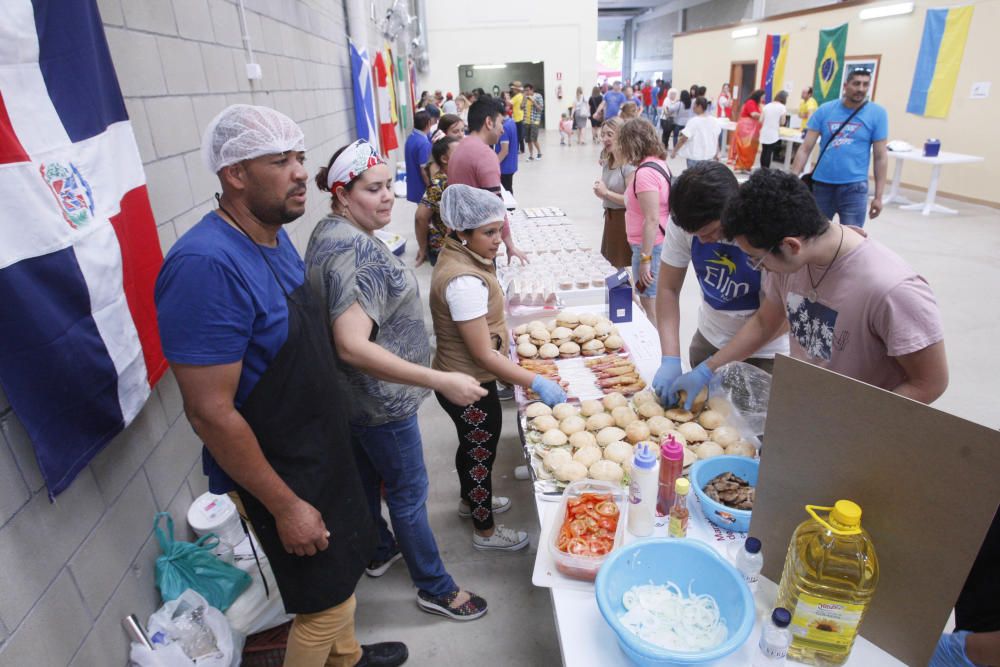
[758,635,788,658]
[668,512,688,537]
[789,593,865,648]
[629,480,641,504]
[743,573,759,586]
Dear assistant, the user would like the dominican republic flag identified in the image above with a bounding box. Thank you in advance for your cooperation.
[349,39,380,154]
[0,0,167,498]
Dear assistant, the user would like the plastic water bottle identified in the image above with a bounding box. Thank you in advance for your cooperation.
[753,607,792,666]
[627,443,658,537]
[735,536,763,592]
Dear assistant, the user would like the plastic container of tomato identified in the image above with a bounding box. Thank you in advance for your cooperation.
[548,479,628,581]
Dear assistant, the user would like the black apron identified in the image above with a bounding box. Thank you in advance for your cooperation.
[228,219,375,614]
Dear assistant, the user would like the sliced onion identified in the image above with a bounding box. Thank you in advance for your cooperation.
[618,581,727,652]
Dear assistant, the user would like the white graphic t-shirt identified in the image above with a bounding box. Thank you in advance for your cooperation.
[762,229,943,390]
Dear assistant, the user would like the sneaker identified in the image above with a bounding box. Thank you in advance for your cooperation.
[458,496,511,519]
[355,642,408,667]
[365,548,403,577]
[472,524,529,551]
[497,381,514,401]
[417,589,488,621]
[535,153,543,160]
[526,155,534,161]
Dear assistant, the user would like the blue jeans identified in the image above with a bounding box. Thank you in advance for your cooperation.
[630,243,662,298]
[811,180,869,227]
[351,415,456,597]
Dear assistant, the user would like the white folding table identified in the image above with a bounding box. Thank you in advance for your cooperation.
[884,150,984,216]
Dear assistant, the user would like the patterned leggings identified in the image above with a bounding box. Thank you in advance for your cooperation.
[435,382,502,531]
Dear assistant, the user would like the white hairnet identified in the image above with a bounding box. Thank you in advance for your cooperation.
[440,184,507,231]
[201,104,305,173]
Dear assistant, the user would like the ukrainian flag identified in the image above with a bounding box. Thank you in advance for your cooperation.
[907,6,974,118]
[760,34,789,103]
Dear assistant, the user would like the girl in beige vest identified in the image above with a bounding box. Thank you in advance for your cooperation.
[430,185,565,551]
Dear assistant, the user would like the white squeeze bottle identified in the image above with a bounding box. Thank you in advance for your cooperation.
[627,442,657,537]
[753,607,793,666]
[735,536,764,592]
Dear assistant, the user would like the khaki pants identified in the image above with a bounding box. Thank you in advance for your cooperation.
[688,329,775,375]
[227,493,363,667]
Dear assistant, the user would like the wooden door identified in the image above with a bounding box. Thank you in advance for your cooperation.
[729,61,757,120]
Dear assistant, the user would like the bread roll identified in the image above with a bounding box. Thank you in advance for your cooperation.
[596,426,627,447]
[611,406,639,428]
[602,392,628,410]
[637,402,665,419]
[530,415,559,432]
[632,390,657,407]
[706,395,732,416]
[550,326,574,346]
[569,430,597,449]
[625,420,651,444]
[682,446,697,467]
[694,441,724,459]
[538,343,560,359]
[646,415,675,437]
[581,339,606,356]
[698,410,725,430]
[524,402,552,418]
[676,386,708,413]
[542,429,569,447]
[603,440,633,464]
[516,333,532,346]
[586,413,615,431]
[678,421,709,442]
[558,341,581,357]
[530,328,551,346]
[711,425,740,448]
[513,323,529,336]
[517,342,538,359]
[555,311,580,328]
[554,461,588,483]
[662,430,688,447]
[578,312,600,326]
[725,440,756,458]
[560,415,587,435]
[603,334,624,351]
[589,459,624,484]
[579,399,605,417]
[665,408,694,423]
[572,324,596,343]
[594,321,614,340]
[573,444,602,467]
[543,448,572,471]
[551,403,578,421]
[527,320,544,331]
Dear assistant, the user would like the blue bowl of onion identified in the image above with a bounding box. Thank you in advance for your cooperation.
[595,539,754,665]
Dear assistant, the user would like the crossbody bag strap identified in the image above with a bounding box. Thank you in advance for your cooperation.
[632,161,672,236]
[810,101,867,178]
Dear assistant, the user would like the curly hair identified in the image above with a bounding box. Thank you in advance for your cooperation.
[615,118,667,164]
[670,162,739,233]
[721,169,827,251]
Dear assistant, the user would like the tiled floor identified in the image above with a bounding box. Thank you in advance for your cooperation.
[351,129,1000,665]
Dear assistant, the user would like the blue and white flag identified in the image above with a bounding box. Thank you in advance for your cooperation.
[0,0,167,497]
[349,40,380,154]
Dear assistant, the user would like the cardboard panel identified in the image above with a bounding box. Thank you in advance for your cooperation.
[751,355,1000,667]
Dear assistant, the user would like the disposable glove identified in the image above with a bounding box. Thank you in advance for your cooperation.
[929,632,977,667]
[667,360,713,410]
[531,375,567,407]
[652,356,683,405]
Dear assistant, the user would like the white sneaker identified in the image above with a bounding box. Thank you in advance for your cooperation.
[473,524,530,551]
[458,496,511,519]
[514,465,531,481]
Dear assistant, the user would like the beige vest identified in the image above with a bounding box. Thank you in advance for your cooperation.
[430,238,509,383]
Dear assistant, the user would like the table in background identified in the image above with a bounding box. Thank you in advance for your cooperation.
[884,150,985,216]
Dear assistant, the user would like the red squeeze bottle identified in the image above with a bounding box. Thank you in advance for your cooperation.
[656,435,684,517]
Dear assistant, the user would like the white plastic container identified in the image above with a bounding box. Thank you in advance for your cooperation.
[547,479,627,581]
[626,442,658,537]
[187,492,243,547]
[735,536,764,593]
[753,607,792,666]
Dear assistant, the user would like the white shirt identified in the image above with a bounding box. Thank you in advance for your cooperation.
[660,222,789,358]
[443,100,457,114]
[445,275,489,321]
[759,101,787,144]
[680,115,722,160]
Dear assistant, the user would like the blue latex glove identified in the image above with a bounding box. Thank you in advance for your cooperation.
[531,375,566,407]
[652,356,683,405]
[930,632,977,667]
[667,360,713,409]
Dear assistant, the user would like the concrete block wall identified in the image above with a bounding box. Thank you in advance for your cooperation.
[0,0,379,664]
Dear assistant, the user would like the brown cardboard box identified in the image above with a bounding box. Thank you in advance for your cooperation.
[751,356,1000,666]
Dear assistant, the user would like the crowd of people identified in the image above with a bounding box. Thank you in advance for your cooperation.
[146,61,994,666]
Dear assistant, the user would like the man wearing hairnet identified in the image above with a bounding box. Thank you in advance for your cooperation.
[155,105,408,667]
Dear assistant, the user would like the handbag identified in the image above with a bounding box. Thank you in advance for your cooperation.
[802,102,867,191]
[153,512,251,612]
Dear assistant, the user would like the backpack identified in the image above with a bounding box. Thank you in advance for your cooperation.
[632,160,672,236]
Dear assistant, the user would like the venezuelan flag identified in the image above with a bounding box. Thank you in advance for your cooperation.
[907,6,974,118]
[760,34,790,102]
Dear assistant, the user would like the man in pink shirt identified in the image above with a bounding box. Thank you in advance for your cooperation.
[447,95,526,264]
[668,169,948,408]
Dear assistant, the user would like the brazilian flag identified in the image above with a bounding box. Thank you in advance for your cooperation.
[813,23,848,104]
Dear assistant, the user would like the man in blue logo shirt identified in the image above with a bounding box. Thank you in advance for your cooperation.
[596,80,627,121]
[792,67,889,227]
[405,110,433,204]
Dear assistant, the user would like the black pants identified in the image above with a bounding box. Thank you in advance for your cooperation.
[515,121,524,153]
[660,118,674,148]
[436,382,502,531]
[760,140,780,169]
[500,172,514,194]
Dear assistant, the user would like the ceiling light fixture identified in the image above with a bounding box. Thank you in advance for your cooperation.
[473,64,508,70]
[860,2,914,20]
[731,27,759,39]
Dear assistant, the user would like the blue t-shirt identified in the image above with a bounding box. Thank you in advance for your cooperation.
[495,117,518,175]
[603,91,626,119]
[807,100,888,184]
[154,212,305,492]
[405,130,432,203]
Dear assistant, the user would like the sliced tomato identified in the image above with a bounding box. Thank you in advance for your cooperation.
[568,518,590,537]
[567,498,583,511]
[589,536,614,555]
[566,538,590,555]
[595,501,620,517]
[597,516,616,532]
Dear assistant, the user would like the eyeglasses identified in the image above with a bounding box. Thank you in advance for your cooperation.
[745,246,776,271]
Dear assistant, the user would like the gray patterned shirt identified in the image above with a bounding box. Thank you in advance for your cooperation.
[305,215,431,426]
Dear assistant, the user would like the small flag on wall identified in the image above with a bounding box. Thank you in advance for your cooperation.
[349,40,380,154]
[906,6,974,118]
[760,34,790,103]
[813,23,849,105]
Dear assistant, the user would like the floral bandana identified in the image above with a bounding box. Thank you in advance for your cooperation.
[326,139,385,191]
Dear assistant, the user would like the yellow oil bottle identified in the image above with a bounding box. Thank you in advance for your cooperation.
[774,500,879,665]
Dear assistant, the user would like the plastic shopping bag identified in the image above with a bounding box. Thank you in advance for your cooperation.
[154,512,251,612]
[129,589,244,667]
